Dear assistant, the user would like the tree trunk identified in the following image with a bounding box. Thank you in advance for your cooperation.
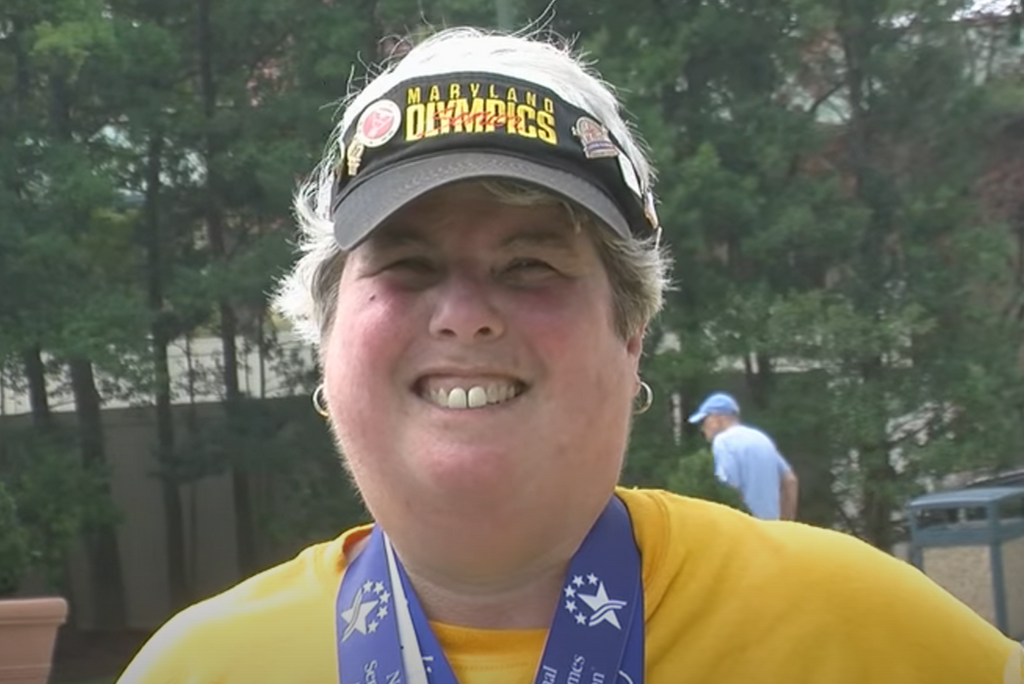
[197,0,256,577]
[12,29,49,434]
[837,5,899,550]
[860,448,897,550]
[857,355,896,550]
[21,346,51,429]
[68,358,126,629]
[49,67,126,628]
[142,131,190,609]
[744,352,775,410]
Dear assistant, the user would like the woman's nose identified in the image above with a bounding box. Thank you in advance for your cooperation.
[427,271,506,342]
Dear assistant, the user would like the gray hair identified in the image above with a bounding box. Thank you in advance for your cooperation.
[272,27,671,345]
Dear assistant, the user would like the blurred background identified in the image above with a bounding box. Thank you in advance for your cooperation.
[2,0,1024,679]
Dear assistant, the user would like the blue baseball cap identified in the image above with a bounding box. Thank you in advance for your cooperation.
[687,392,740,424]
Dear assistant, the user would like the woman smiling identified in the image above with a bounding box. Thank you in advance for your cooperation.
[116,27,1018,684]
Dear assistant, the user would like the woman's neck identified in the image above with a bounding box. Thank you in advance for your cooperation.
[356,493,612,628]
[397,547,570,629]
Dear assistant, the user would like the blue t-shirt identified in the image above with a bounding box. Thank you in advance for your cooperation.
[712,424,792,519]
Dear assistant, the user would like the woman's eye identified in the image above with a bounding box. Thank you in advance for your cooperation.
[387,257,435,273]
[505,258,553,273]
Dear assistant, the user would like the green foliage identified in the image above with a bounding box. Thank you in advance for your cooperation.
[31,3,116,73]
[665,447,749,514]
[254,434,370,557]
[574,0,1024,545]
[0,428,119,593]
[165,395,369,556]
[0,480,30,598]
[1,0,1023,588]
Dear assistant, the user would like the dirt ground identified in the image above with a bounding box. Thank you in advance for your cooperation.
[50,627,152,683]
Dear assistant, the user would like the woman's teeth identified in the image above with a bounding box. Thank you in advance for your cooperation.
[424,383,521,410]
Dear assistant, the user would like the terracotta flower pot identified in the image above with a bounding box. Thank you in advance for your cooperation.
[0,597,68,684]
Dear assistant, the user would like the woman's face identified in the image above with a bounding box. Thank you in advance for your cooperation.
[321,182,644,540]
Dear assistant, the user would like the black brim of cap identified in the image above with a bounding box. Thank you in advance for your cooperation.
[332,151,632,251]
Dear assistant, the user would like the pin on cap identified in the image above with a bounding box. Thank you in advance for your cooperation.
[346,141,365,177]
[333,138,347,179]
[347,99,402,176]
[573,116,618,159]
[643,189,660,231]
[617,153,642,199]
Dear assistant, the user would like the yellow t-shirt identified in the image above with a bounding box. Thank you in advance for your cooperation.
[116,488,1018,684]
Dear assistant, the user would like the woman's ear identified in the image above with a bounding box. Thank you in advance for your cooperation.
[626,324,646,361]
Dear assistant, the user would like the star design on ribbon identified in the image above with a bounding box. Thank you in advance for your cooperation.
[340,578,392,641]
[563,573,628,630]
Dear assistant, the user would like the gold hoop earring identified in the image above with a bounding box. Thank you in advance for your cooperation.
[312,384,329,418]
[634,380,653,415]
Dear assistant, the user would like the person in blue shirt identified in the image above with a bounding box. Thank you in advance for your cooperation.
[688,393,799,520]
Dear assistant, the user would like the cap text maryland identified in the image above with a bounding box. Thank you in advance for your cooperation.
[405,83,557,144]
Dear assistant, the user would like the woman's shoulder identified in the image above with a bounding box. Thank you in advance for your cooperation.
[115,525,369,683]
[621,487,1015,682]
[622,485,925,594]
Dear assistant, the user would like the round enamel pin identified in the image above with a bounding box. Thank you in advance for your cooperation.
[356,99,402,148]
[347,99,402,176]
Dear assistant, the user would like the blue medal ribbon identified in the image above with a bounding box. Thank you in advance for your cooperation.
[336,496,644,684]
